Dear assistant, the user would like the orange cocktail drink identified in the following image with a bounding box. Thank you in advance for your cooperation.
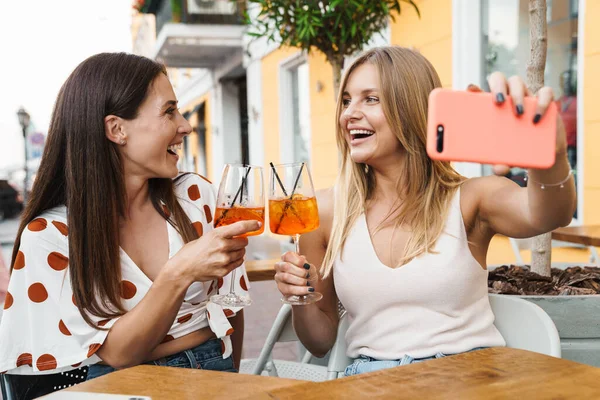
[214,206,265,237]
[268,195,319,236]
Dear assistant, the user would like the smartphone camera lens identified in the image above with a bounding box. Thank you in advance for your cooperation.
[436,125,444,153]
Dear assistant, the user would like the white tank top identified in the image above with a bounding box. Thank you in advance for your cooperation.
[334,188,506,360]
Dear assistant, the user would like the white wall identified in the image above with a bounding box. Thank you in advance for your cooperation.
[452,0,485,178]
[245,60,265,167]
[174,50,247,177]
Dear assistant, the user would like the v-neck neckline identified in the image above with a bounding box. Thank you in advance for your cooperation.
[360,213,417,271]
[119,218,174,284]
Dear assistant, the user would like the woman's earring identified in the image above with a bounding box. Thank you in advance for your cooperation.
[120,139,126,145]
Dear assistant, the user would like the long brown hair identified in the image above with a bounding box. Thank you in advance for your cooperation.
[321,46,465,277]
[11,53,198,328]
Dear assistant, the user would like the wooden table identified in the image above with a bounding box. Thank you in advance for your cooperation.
[246,259,277,282]
[552,225,600,263]
[552,225,600,248]
[245,348,600,400]
[62,365,304,399]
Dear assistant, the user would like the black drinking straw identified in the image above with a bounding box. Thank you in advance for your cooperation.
[214,165,252,226]
[270,162,288,196]
[271,162,306,232]
[290,163,304,196]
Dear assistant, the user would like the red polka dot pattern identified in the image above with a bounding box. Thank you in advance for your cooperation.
[16,353,32,367]
[3,292,13,310]
[192,221,203,237]
[72,294,78,307]
[120,280,137,299]
[51,221,68,236]
[2,181,242,371]
[28,283,48,303]
[58,320,71,336]
[220,340,226,354]
[207,280,216,295]
[13,251,25,270]
[48,252,69,271]
[87,343,102,358]
[240,275,248,291]
[177,313,193,324]
[207,311,211,320]
[204,205,212,224]
[36,354,57,371]
[161,335,175,344]
[188,185,201,201]
[28,218,47,232]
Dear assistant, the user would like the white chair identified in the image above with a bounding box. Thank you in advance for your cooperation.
[489,293,561,357]
[240,304,351,380]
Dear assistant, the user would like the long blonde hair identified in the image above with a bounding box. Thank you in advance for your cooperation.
[321,46,465,277]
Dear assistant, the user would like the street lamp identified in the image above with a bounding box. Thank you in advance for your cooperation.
[17,107,30,206]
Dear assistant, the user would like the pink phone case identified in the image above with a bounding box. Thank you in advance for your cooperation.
[427,88,557,169]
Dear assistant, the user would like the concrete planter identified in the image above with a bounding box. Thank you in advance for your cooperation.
[491,263,600,367]
[523,294,600,366]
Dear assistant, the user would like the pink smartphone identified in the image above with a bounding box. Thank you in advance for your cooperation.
[426,88,557,169]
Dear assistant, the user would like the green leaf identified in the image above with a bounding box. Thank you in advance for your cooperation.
[241,0,421,68]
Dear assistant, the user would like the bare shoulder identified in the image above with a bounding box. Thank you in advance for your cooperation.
[459,175,518,229]
[316,188,334,225]
[316,188,334,216]
[461,175,519,202]
[314,187,334,245]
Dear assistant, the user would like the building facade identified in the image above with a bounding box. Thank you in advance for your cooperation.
[134,0,597,225]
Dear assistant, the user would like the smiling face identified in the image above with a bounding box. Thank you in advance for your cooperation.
[118,74,192,179]
[339,63,403,168]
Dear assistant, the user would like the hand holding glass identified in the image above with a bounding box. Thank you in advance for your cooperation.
[210,164,264,307]
[269,162,322,305]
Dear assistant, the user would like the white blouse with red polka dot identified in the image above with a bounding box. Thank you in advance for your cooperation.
[0,173,250,375]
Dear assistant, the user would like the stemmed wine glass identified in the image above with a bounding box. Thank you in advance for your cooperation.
[210,164,265,307]
[269,162,322,305]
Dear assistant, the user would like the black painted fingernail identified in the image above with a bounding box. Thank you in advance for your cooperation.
[533,113,541,124]
[516,104,524,115]
[303,263,310,270]
[306,272,310,279]
[307,281,311,286]
[308,287,315,292]
[496,93,505,103]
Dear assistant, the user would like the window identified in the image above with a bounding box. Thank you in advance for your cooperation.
[291,63,311,163]
[280,56,311,164]
[481,0,579,216]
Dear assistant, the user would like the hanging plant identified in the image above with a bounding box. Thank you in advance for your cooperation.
[171,0,183,22]
[132,0,146,12]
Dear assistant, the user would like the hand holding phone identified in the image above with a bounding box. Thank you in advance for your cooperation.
[426,88,558,169]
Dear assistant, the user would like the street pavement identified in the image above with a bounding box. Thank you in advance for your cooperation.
[0,216,19,263]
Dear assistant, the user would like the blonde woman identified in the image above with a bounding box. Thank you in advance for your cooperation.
[274,46,576,376]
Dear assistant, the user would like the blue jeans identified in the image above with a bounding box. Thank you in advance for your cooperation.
[344,347,487,377]
[86,338,236,381]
